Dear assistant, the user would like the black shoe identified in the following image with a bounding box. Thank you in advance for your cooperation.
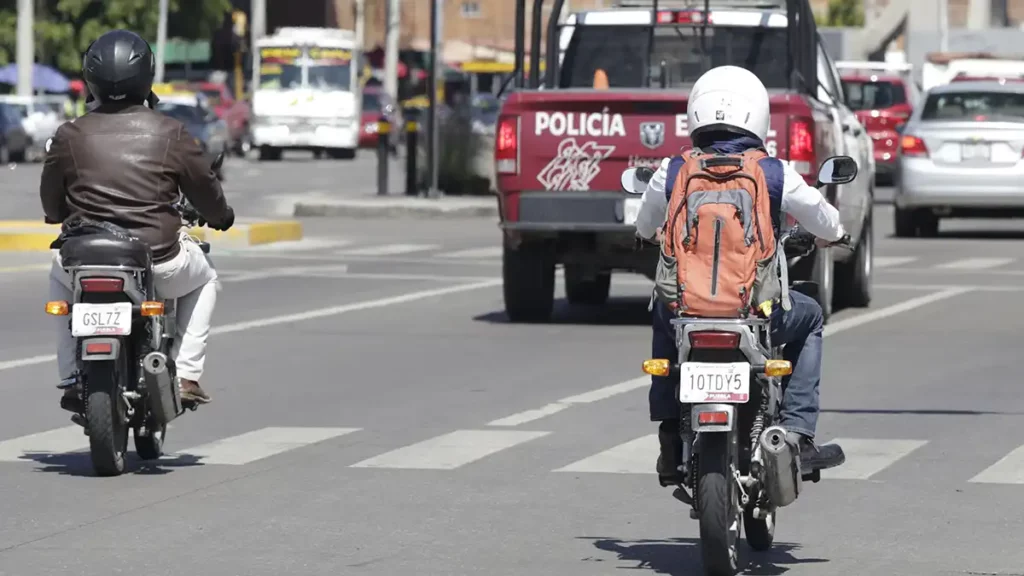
[656,420,685,486]
[795,436,846,472]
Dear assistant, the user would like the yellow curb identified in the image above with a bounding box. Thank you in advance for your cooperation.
[0,221,304,252]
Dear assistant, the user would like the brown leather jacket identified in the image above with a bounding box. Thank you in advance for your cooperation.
[40,102,230,264]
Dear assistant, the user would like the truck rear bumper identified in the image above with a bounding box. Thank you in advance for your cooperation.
[501,191,637,231]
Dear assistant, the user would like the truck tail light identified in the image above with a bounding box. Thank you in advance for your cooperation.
[900,135,928,157]
[495,115,519,175]
[788,118,814,179]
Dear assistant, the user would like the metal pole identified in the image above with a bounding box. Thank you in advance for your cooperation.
[251,0,266,94]
[939,0,949,51]
[427,0,440,196]
[15,0,34,97]
[354,0,365,93]
[384,0,400,102]
[155,0,169,83]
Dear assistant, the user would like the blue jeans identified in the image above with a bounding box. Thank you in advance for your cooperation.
[648,290,824,439]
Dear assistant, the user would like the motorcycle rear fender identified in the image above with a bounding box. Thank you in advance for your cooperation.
[691,403,735,433]
[80,337,121,362]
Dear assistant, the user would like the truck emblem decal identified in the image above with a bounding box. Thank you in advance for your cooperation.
[536,138,616,191]
[639,122,665,150]
[715,110,725,121]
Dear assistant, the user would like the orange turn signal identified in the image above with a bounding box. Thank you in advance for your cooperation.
[45,301,69,316]
[140,301,165,316]
[765,359,793,377]
[642,358,671,377]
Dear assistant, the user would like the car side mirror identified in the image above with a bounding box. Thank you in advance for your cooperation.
[620,166,654,195]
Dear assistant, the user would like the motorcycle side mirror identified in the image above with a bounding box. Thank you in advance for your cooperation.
[620,166,655,195]
[815,155,858,187]
[211,152,225,172]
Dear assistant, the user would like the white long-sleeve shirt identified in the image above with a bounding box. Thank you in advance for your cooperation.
[634,157,845,243]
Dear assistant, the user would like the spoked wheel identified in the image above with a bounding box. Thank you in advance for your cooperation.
[84,351,129,476]
[743,506,775,551]
[697,432,742,576]
[134,423,167,461]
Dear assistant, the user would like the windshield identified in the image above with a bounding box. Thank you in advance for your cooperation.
[157,103,206,124]
[363,91,382,111]
[259,47,303,90]
[921,91,1024,122]
[559,24,789,89]
[307,48,353,91]
[842,80,906,111]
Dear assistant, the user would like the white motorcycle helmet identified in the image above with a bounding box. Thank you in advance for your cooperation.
[687,65,770,143]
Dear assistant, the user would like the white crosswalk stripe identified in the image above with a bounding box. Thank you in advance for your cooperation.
[350,429,549,470]
[554,435,654,474]
[437,247,503,260]
[935,257,1013,270]
[335,243,440,257]
[2,424,1024,485]
[819,438,928,480]
[875,256,918,268]
[969,444,1024,484]
[175,427,361,465]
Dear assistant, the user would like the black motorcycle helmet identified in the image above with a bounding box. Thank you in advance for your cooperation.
[81,30,157,106]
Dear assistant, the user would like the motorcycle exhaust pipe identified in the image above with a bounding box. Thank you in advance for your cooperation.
[758,425,801,508]
[143,351,181,426]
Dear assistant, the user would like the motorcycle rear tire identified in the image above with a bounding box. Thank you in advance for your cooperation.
[697,432,741,576]
[85,356,129,477]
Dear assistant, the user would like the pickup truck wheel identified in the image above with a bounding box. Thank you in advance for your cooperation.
[503,244,555,323]
[811,246,834,323]
[834,210,872,308]
[565,267,611,306]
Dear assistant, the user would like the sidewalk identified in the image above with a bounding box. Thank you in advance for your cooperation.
[293,193,499,219]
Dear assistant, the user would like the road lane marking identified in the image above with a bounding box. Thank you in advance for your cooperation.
[874,256,917,268]
[488,287,974,427]
[0,278,502,372]
[554,434,654,474]
[936,257,1013,270]
[819,438,928,480]
[0,426,86,461]
[969,444,1024,484]
[437,247,502,259]
[335,243,439,256]
[177,427,360,465]
[349,429,549,470]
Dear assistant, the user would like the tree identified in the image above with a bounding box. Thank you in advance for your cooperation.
[0,0,231,74]
[816,0,865,27]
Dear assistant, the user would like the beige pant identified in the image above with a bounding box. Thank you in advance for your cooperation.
[49,233,220,381]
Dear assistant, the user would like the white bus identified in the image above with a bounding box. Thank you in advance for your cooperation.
[251,27,362,161]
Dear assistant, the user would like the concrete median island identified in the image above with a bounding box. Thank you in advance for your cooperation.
[293,196,499,219]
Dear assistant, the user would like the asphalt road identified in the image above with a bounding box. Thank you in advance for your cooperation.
[1,165,1024,575]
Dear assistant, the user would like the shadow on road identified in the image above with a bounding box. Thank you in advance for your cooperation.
[19,451,205,477]
[822,408,1024,416]
[581,537,827,575]
[474,297,653,327]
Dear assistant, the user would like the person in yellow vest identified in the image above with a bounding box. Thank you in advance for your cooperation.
[63,80,87,119]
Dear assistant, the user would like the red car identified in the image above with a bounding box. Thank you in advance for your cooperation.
[838,63,920,183]
[187,81,252,156]
[359,87,399,151]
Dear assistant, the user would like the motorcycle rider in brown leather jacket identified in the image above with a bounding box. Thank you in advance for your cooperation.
[41,29,235,408]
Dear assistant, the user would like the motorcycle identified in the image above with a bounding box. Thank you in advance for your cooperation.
[44,153,225,477]
[620,155,858,576]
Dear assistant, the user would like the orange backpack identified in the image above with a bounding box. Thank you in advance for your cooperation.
[653,148,782,318]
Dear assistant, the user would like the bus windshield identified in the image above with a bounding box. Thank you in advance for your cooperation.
[258,46,353,91]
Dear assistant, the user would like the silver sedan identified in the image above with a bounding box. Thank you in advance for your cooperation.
[893,80,1024,237]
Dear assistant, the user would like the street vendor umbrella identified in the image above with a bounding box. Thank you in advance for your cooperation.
[0,63,70,93]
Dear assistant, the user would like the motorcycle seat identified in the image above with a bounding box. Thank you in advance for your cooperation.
[60,234,152,269]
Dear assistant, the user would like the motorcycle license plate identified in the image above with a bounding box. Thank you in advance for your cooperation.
[679,362,750,403]
[71,303,132,337]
